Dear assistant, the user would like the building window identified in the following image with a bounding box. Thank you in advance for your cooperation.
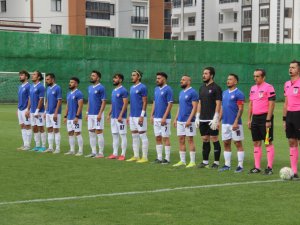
[219,0,238,3]
[173,0,181,8]
[164,9,171,25]
[172,36,179,40]
[242,0,252,6]
[234,12,238,22]
[233,32,237,42]
[284,29,291,39]
[110,4,115,15]
[219,13,224,23]
[218,32,223,41]
[0,0,6,12]
[172,18,179,27]
[133,29,146,39]
[243,30,251,42]
[188,16,195,26]
[133,6,146,17]
[86,26,114,37]
[259,0,269,4]
[86,1,111,20]
[242,10,251,26]
[184,0,193,7]
[260,8,269,24]
[188,35,195,40]
[259,29,269,42]
[51,25,62,34]
[284,8,292,18]
[164,32,171,39]
[51,0,61,12]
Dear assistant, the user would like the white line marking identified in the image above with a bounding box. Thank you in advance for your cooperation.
[0,179,282,206]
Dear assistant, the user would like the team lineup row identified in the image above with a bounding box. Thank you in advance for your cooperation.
[17,61,300,177]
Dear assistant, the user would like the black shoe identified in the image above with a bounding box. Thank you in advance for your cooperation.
[197,162,209,169]
[211,163,219,169]
[161,159,170,164]
[152,159,162,164]
[263,167,273,175]
[249,167,261,174]
[293,174,299,180]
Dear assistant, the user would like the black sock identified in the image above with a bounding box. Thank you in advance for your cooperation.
[213,141,221,162]
[202,142,210,161]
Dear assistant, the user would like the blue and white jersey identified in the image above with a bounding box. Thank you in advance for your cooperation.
[222,88,245,125]
[130,83,147,117]
[67,89,83,120]
[88,84,106,115]
[18,82,30,110]
[178,87,198,122]
[153,85,173,119]
[29,82,45,113]
[112,86,128,119]
[46,84,62,114]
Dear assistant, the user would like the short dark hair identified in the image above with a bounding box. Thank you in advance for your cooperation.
[290,60,300,67]
[70,76,80,84]
[229,73,239,82]
[35,70,43,81]
[133,70,143,81]
[19,70,30,79]
[92,70,101,78]
[114,73,124,82]
[46,73,55,80]
[156,72,168,80]
[255,68,266,77]
[204,67,215,78]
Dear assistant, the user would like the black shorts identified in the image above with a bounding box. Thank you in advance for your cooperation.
[199,122,219,136]
[251,114,274,142]
[286,111,300,139]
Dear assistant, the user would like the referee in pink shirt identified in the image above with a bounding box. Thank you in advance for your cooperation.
[248,69,276,175]
[283,60,300,179]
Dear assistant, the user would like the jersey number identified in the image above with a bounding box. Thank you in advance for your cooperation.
[75,124,80,129]
[120,125,125,130]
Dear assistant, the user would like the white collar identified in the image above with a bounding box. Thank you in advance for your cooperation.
[159,84,167,90]
[184,87,192,92]
[21,82,29,87]
[114,85,123,91]
[33,82,40,87]
[49,84,57,89]
[134,83,141,88]
[71,89,78,94]
[93,83,100,88]
[228,88,237,93]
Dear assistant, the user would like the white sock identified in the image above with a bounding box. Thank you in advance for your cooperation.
[69,135,75,152]
[139,133,148,159]
[26,129,32,147]
[89,131,97,154]
[224,151,232,167]
[214,161,220,165]
[34,132,41,147]
[97,133,104,155]
[237,151,245,168]
[21,129,26,147]
[165,145,171,161]
[48,132,54,150]
[190,151,196,163]
[120,134,127,156]
[55,132,61,151]
[180,151,186,163]
[132,133,140,158]
[203,160,209,164]
[156,145,163,161]
[112,133,119,156]
[41,132,46,148]
[76,135,83,153]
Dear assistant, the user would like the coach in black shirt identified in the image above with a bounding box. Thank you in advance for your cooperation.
[195,67,222,169]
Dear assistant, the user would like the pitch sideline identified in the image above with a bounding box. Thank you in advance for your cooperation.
[0,179,282,206]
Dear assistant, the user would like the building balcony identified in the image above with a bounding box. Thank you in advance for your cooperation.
[131,16,148,25]
[219,21,239,31]
[0,20,41,33]
[259,0,269,4]
[219,0,238,3]
[219,1,240,12]
[259,37,269,43]
[242,18,252,26]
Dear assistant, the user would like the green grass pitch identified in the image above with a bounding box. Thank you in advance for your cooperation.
[0,103,299,225]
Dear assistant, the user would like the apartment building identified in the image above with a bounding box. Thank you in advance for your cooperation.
[172,0,300,43]
[0,0,152,39]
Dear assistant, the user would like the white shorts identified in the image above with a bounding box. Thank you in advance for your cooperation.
[222,124,244,141]
[67,119,82,132]
[46,114,61,129]
[30,113,45,127]
[111,118,127,134]
[129,117,147,132]
[177,121,196,137]
[153,118,171,137]
[18,109,31,125]
[88,113,104,130]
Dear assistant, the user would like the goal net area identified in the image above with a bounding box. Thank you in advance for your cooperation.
[0,72,45,103]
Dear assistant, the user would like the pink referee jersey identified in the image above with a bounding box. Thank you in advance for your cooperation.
[249,82,276,115]
[284,78,300,111]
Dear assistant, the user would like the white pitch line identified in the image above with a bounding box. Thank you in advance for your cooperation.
[0,179,282,206]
